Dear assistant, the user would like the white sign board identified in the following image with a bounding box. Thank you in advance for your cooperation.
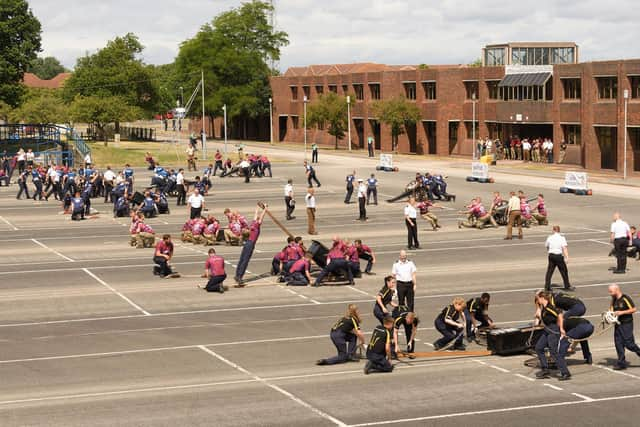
[379,153,393,169]
[564,172,588,190]
[471,162,489,179]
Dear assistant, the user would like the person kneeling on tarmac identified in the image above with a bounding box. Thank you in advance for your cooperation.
[459,197,497,229]
[198,248,228,293]
[433,297,467,350]
[70,191,85,220]
[135,213,156,248]
[364,316,395,374]
[466,293,494,342]
[285,252,313,286]
[313,237,354,287]
[317,304,366,365]
[392,306,419,356]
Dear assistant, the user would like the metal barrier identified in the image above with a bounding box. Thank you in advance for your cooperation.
[0,124,86,167]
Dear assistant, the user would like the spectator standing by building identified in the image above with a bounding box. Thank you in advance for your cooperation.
[367,135,375,157]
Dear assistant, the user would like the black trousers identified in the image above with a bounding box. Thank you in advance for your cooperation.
[344,184,353,203]
[614,238,628,272]
[176,184,186,205]
[153,255,172,277]
[614,322,640,365]
[366,352,393,372]
[367,187,377,204]
[368,144,374,157]
[206,274,226,292]
[397,281,414,311]
[312,150,318,163]
[545,253,570,290]
[190,207,202,219]
[242,167,250,183]
[358,196,366,220]
[405,219,419,248]
[307,172,320,187]
[285,196,295,219]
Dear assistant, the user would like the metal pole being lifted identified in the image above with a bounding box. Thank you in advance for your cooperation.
[201,70,207,159]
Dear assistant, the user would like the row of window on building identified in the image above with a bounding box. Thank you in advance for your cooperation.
[289,76,640,102]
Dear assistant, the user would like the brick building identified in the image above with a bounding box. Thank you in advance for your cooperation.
[270,42,640,173]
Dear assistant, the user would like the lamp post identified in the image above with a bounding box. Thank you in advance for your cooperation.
[472,92,477,161]
[179,86,184,107]
[347,95,352,151]
[222,104,227,155]
[303,95,308,159]
[624,89,629,180]
[269,97,274,145]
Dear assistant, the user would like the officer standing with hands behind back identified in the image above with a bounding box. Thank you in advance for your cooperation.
[610,213,631,274]
[544,225,573,291]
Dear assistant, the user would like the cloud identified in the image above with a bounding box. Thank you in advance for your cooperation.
[27,0,640,72]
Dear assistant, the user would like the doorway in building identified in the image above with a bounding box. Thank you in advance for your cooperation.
[407,123,418,153]
[448,121,459,154]
[596,127,617,170]
[423,121,437,154]
[353,119,365,149]
[505,123,553,140]
[369,119,381,150]
[630,128,640,171]
[278,116,288,142]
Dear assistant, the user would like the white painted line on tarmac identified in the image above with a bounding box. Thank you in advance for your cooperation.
[282,286,321,304]
[488,365,510,373]
[543,383,563,391]
[514,373,535,382]
[572,393,594,402]
[0,216,18,230]
[197,345,348,427]
[30,238,75,262]
[345,286,376,298]
[349,394,640,426]
[0,378,258,406]
[592,364,640,380]
[82,268,151,316]
[588,239,611,246]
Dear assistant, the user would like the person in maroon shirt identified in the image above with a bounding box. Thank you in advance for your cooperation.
[234,204,267,287]
[355,239,376,274]
[199,248,227,293]
[285,252,313,286]
[153,234,179,278]
[313,237,354,287]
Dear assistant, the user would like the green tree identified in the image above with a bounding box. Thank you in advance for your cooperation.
[174,1,288,137]
[28,56,67,80]
[307,92,348,149]
[371,96,421,152]
[10,89,67,124]
[62,33,159,115]
[148,63,181,113]
[0,100,12,122]
[0,0,42,106]
[68,95,141,143]
[469,58,482,67]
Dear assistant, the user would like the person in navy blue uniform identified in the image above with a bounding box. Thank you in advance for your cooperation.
[556,317,594,380]
[551,291,586,319]
[141,191,157,218]
[366,174,378,205]
[608,284,640,370]
[31,167,44,200]
[465,293,493,341]
[364,317,394,374]
[63,168,78,196]
[434,298,467,350]
[16,168,31,199]
[392,306,419,355]
[373,276,397,324]
[304,160,320,188]
[533,291,561,379]
[123,163,135,188]
[70,191,85,220]
[317,304,365,366]
[344,171,355,203]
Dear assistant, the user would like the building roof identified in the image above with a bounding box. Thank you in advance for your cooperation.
[283,63,417,77]
[22,72,71,89]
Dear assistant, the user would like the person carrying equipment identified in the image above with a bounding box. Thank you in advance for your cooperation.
[364,316,395,374]
[433,297,467,351]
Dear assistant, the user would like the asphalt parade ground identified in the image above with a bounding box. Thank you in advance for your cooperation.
[0,143,639,426]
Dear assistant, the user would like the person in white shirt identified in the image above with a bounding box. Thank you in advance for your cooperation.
[544,225,572,291]
[84,153,92,168]
[176,168,186,206]
[239,158,251,183]
[188,188,205,219]
[357,179,367,221]
[522,140,531,162]
[284,179,295,220]
[305,187,317,235]
[102,166,117,203]
[404,197,419,249]
[392,250,417,310]
[611,212,631,274]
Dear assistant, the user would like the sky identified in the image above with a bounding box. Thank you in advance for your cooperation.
[29,0,640,72]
